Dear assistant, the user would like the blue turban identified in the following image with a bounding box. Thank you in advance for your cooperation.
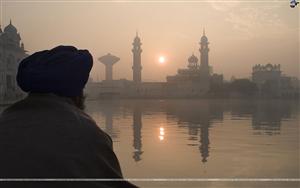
[17,46,93,97]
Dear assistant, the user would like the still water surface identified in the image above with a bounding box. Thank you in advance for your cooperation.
[0,99,299,187]
[86,99,299,187]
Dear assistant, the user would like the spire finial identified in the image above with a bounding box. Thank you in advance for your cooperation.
[136,30,138,37]
[203,28,205,36]
[10,19,12,25]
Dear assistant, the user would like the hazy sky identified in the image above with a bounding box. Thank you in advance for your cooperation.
[2,0,299,81]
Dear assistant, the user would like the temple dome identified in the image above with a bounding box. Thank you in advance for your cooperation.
[188,54,198,63]
[4,21,17,34]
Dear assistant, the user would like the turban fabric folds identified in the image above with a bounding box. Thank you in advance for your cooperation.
[17,46,93,97]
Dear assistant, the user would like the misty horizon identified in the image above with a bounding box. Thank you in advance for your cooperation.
[2,1,299,81]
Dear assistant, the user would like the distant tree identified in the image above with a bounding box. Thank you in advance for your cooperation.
[229,79,258,96]
[209,81,229,97]
[230,76,236,82]
[261,80,280,97]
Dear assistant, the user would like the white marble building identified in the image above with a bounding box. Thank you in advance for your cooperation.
[0,20,27,102]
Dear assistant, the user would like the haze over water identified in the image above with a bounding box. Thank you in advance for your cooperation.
[85,99,299,187]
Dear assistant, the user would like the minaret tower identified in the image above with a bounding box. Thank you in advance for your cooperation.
[199,29,210,75]
[132,32,142,83]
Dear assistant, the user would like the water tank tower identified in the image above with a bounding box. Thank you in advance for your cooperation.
[98,53,120,81]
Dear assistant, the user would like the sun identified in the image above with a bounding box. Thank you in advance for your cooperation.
[158,56,166,64]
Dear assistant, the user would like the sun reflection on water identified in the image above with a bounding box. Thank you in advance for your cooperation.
[159,127,165,141]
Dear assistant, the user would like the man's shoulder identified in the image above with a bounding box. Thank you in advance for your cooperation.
[0,94,113,150]
[1,94,70,115]
[0,95,111,142]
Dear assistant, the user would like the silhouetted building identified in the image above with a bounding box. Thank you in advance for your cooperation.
[132,32,142,83]
[166,30,223,97]
[86,30,223,99]
[0,20,27,102]
[210,73,223,85]
[98,53,120,81]
[252,64,281,85]
[252,64,299,98]
[199,29,210,77]
[166,54,209,97]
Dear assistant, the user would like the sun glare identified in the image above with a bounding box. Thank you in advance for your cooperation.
[158,56,166,64]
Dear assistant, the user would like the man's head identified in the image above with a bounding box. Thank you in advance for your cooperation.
[17,46,93,109]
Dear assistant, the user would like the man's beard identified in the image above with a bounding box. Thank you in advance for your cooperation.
[70,92,86,110]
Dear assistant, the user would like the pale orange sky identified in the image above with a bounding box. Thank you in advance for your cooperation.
[2,1,299,81]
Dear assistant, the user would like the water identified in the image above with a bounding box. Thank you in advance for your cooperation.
[1,99,299,187]
[85,99,299,187]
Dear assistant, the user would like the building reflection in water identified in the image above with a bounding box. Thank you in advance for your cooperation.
[251,101,294,135]
[229,100,295,135]
[199,123,209,163]
[132,105,143,162]
[104,108,114,137]
[102,102,119,139]
[166,101,224,163]
[87,100,297,163]
[86,101,120,139]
